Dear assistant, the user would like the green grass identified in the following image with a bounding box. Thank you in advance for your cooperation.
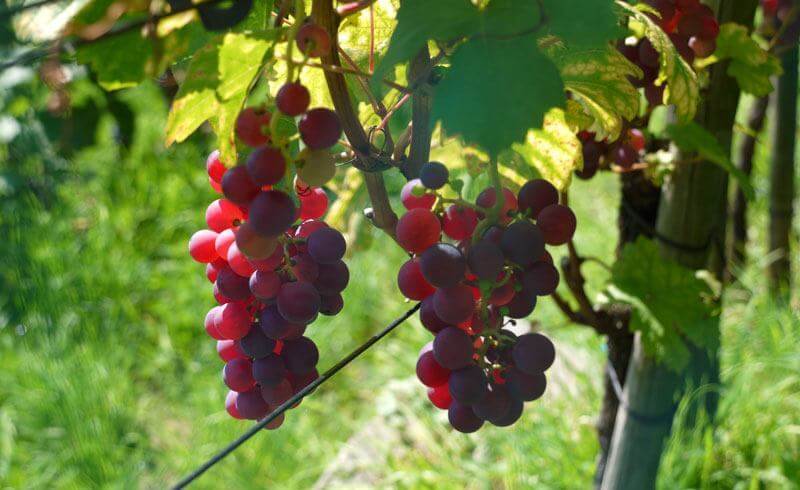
[0,82,798,489]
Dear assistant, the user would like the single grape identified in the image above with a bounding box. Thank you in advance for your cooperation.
[296,149,336,187]
[537,204,577,246]
[472,384,512,423]
[512,333,556,374]
[223,358,255,392]
[207,150,226,183]
[433,284,476,325]
[314,260,349,294]
[236,107,271,148]
[217,339,247,362]
[289,368,319,392]
[299,187,329,220]
[505,368,547,401]
[307,227,346,264]
[227,242,256,278]
[466,240,505,281]
[277,281,321,325]
[189,229,219,263]
[261,378,294,406]
[518,179,559,219]
[319,293,344,316]
[225,390,244,419]
[427,384,452,410]
[522,261,560,296]
[433,327,474,370]
[216,266,252,302]
[505,290,537,319]
[262,413,285,430]
[247,146,286,187]
[291,253,319,283]
[296,23,331,57]
[500,221,545,267]
[235,222,278,260]
[442,205,479,240]
[628,128,647,153]
[419,161,449,190]
[235,387,270,419]
[249,270,282,301]
[299,108,342,150]
[488,281,515,306]
[276,82,311,116]
[448,365,489,404]
[448,400,484,433]
[400,179,435,210]
[491,397,524,427]
[396,208,442,254]
[259,304,295,340]
[420,296,452,334]
[476,187,518,223]
[677,11,704,38]
[205,307,226,340]
[295,219,328,239]
[613,144,638,169]
[215,228,237,260]
[252,354,288,386]
[214,302,252,340]
[206,199,245,233]
[239,324,278,359]
[222,166,260,206]
[282,337,320,374]
[416,350,451,387]
[249,190,297,237]
[419,243,466,289]
[397,257,435,300]
[213,283,234,305]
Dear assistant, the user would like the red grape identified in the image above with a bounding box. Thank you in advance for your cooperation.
[189,230,219,263]
[215,302,252,340]
[296,23,331,57]
[517,179,558,219]
[277,281,321,324]
[442,205,478,240]
[298,108,342,149]
[276,82,311,116]
[223,357,255,392]
[427,384,452,410]
[397,257,435,300]
[417,350,451,387]
[400,179,435,210]
[236,107,271,148]
[537,204,577,246]
[249,190,297,236]
[222,166,260,206]
[396,208,441,254]
[206,149,226,183]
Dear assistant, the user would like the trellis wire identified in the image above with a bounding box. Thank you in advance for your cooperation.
[171,302,421,489]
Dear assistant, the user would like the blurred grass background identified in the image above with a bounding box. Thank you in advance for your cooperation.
[0,73,797,489]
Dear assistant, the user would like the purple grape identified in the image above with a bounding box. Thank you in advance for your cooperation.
[500,221,545,267]
[419,243,466,289]
[448,400,484,433]
[239,324,277,359]
[466,240,505,281]
[448,365,489,404]
[307,227,346,264]
[433,327,474,370]
[252,354,288,387]
[512,333,556,374]
[505,368,547,401]
[277,281,321,324]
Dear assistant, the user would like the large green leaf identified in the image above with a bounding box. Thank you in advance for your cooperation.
[662,121,755,200]
[511,108,582,191]
[372,0,480,85]
[618,1,699,121]
[541,0,623,47]
[552,45,643,141]
[709,23,782,97]
[432,37,565,157]
[76,30,153,91]
[608,238,719,372]
[217,30,280,100]
[165,42,220,147]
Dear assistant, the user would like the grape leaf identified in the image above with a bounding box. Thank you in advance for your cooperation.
[660,122,755,200]
[432,37,566,157]
[708,23,782,97]
[551,45,643,141]
[608,238,720,372]
[511,108,582,191]
[165,42,221,147]
[218,30,280,100]
[481,0,542,36]
[541,0,623,47]
[76,30,153,91]
[372,0,480,85]
[618,1,699,121]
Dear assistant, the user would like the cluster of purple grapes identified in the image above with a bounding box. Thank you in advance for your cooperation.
[619,0,720,107]
[395,163,576,432]
[187,35,349,425]
[576,128,647,180]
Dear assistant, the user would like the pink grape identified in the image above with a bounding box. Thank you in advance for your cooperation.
[206,198,245,232]
[223,358,255,392]
[400,179,435,210]
[215,302,251,340]
[396,209,441,254]
[189,230,219,263]
[236,107,271,148]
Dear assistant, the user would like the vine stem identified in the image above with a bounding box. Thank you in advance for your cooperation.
[274,55,410,93]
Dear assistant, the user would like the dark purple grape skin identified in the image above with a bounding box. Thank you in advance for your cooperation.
[281,337,320,374]
[277,281,321,325]
[216,267,252,301]
[222,166,259,206]
[239,324,277,359]
[448,400,484,433]
[466,240,505,281]
[314,260,349,294]
[235,388,270,420]
[419,161,449,190]
[505,368,547,402]
[252,354,288,387]
[307,227,346,264]
[537,204,577,246]
[433,284,475,325]
[472,385,512,423]
[299,108,342,149]
[517,179,558,219]
[491,397,524,427]
[249,190,297,237]
[521,261,560,296]
[500,221,545,267]
[512,333,556,374]
[448,365,489,404]
[419,243,466,289]
[505,291,537,319]
[420,296,452,334]
[259,305,296,340]
[320,293,344,316]
[433,327,474,370]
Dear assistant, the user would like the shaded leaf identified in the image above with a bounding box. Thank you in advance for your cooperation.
[541,0,623,47]
[710,23,782,96]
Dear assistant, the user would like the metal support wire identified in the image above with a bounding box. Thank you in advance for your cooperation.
[172,302,421,489]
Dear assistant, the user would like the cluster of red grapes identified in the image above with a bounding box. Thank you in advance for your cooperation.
[576,128,647,180]
[618,0,720,107]
[187,24,349,427]
[395,162,575,432]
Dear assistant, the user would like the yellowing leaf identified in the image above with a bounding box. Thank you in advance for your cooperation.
[618,1,699,121]
[218,31,280,100]
[511,108,583,191]
[552,45,643,140]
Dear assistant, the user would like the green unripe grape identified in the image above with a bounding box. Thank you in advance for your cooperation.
[296,149,336,187]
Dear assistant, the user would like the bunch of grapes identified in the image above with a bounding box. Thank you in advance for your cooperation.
[395,162,575,432]
[577,128,647,179]
[618,0,720,106]
[187,25,349,428]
